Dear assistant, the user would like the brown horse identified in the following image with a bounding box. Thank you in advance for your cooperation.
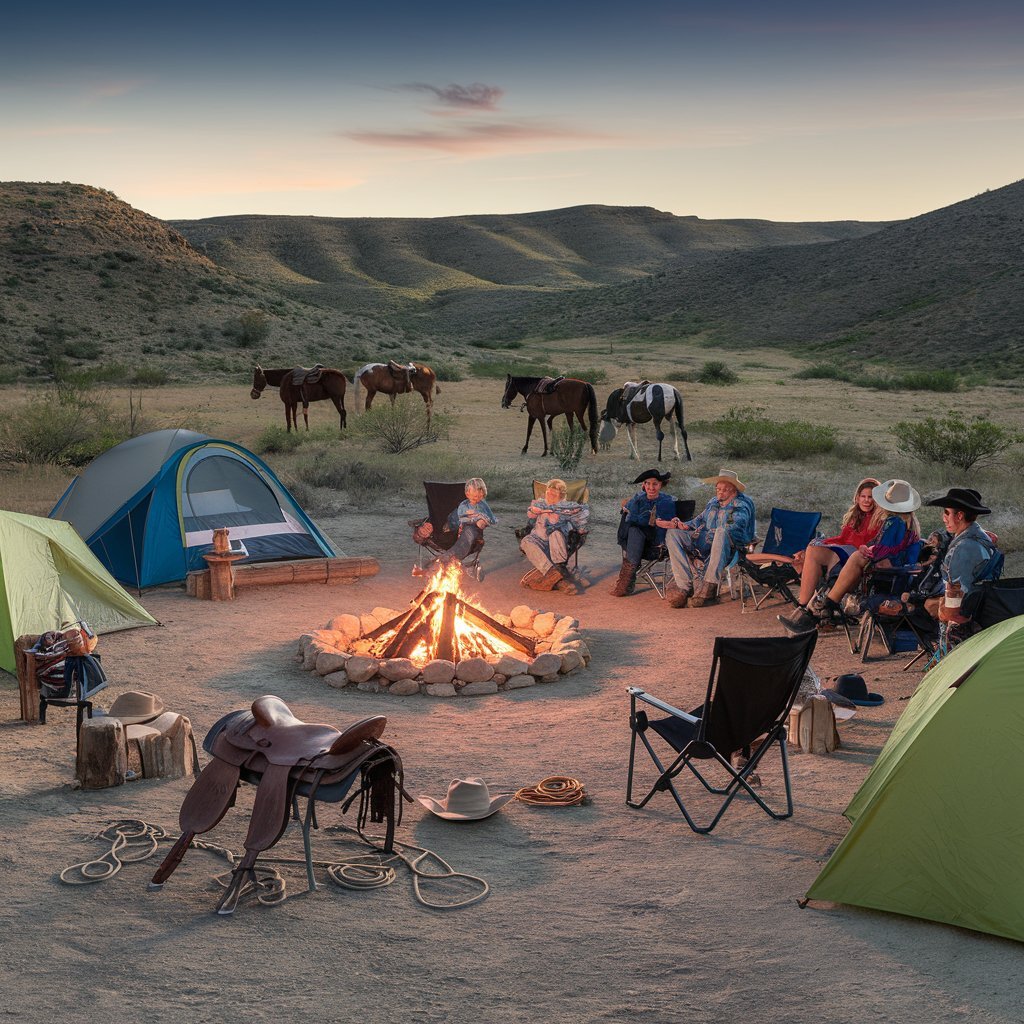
[501,375,599,457]
[250,365,349,432]
[353,360,440,423]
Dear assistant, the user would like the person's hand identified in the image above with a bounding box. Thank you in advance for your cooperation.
[421,522,433,537]
[527,505,539,519]
[857,544,872,558]
[792,550,805,568]
[476,518,488,529]
[938,604,969,624]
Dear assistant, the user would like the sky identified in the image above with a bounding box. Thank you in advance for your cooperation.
[3,0,1023,223]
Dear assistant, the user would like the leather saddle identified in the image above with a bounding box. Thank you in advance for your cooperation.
[533,375,565,395]
[288,364,324,388]
[151,695,405,914]
[621,379,650,407]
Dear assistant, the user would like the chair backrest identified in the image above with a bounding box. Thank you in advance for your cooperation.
[700,633,818,754]
[531,479,590,503]
[423,481,467,547]
[675,498,696,522]
[963,575,1024,629]
[761,508,822,558]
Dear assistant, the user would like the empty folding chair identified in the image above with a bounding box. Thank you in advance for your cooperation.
[626,632,817,833]
[735,507,822,612]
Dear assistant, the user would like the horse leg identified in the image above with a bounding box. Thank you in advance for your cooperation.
[302,404,310,431]
[540,417,550,457]
[671,422,681,461]
[284,402,293,432]
[655,417,666,463]
[626,423,640,460]
[333,397,346,430]
[523,416,537,455]
[365,389,375,412]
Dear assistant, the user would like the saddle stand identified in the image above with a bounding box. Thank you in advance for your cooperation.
[150,695,407,914]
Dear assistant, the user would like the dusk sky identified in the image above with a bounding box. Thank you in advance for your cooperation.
[3,1,1023,222]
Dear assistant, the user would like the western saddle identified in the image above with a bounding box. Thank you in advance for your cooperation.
[150,695,407,914]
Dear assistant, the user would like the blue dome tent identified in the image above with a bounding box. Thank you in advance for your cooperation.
[50,429,335,588]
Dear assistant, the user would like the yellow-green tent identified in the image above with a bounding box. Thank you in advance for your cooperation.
[0,510,157,675]
[806,615,1024,941]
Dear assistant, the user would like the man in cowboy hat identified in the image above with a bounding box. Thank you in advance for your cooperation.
[610,469,677,597]
[661,469,755,608]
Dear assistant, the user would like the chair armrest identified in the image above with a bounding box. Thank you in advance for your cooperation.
[407,517,427,528]
[745,553,796,566]
[627,687,701,725]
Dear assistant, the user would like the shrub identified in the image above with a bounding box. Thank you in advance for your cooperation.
[254,426,307,455]
[468,359,557,379]
[697,360,739,385]
[131,366,169,387]
[793,364,852,382]
[892,413,1021,471]
[699,406,839,461]
[550,425,587,474]
[471,339,523,350]
[350,400,454,454]
[224,309,271,348]
[431,360,464,382]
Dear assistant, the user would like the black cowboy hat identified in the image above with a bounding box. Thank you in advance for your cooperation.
[824,673,884,707]
[633,469,671,485]
[924,487,991,516]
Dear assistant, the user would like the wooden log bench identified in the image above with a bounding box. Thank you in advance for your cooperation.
[187,556,379,600]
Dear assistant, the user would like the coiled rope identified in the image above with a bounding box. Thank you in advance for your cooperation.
[514,776,587,807]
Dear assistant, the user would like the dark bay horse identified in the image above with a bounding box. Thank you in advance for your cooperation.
[353,360,440,424]
[250,365,349,432]
[501,375,599,457]
[601,382,691,462]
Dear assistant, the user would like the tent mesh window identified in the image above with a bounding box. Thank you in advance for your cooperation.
[182,455,285,532]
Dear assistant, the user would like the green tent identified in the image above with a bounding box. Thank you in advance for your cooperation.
[806,615,1024,941]
[0,510,157,675]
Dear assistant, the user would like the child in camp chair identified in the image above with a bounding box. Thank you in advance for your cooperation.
[414,478,498,568]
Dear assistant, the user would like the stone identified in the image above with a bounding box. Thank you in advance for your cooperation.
[303,642,326,671]
[528,653,562,677]
[540,673,560,683]
[357,678,383,693]
[533,612,557,637]
[491,673,507,686]
[328,614,362,640]
[505,674,536,689]
[421,659,456,685]
[352,639,374,655]
[329,630,353,649]
[510,605,536,629]
[360,614,381,636]
[552,616,580,638]
[315,650,351,676]
[456,658,495,683]
[346,656,380,684]
[425,682,457,698]
[461,680,499,696]
[298,633,316,655]
[372,606,401,626]
[378,658,420,681]
[558,630,583,644]
[323,670,349,689]
[559,650,584,673]
[389,679,421,697]
[494,654,530,678]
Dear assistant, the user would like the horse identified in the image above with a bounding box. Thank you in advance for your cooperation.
[600,381,692,462]
[500,375,599,457]
[250,365,349,432]
[353,360,440,424]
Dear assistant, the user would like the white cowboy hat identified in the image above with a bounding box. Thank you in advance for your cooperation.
[416,777,514,821]
[701,468,746,492]
[871,479,921,513]
[107,690,165,725]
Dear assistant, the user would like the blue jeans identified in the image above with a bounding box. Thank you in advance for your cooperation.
[666,527,733,591]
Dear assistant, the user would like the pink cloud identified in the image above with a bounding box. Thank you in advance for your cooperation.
[346,119,611,154]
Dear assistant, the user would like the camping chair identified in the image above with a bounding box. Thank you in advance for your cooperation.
[634,499,696,598]
[514,479,590,569]
[735,508,822,612]
[408,481,484,580]
[927,570,1022,666]
[626,632,817,833]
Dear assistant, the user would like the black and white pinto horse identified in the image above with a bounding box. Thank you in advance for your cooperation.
[600,382,692,462]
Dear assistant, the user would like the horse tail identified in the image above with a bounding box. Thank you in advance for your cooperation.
[353,369,364,413]
[585,383,599,454]
[674,386,692,461]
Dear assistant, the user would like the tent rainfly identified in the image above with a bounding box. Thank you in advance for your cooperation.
[0,511,157,674]
[50,429,335,588]
[805,615,1024,942]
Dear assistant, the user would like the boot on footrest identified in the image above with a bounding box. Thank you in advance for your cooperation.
[690,581,719,608]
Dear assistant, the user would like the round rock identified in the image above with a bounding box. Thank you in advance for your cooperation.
[421,659,456,685]
[559,650,584,674]
[533,612,557,637]
[510,605,536,629]
[494,654,530,678]
[378,658,420,681]
[359,614,381,636]
[389,679,421,697]
[315,650,351,676]
[346,656,380,684]
[460,680,499,696]
[505,674,536,689]
[323,670,349,689]
[528,653,562,677]
[425,682,457,698]
[456,658,495,684]
[328,614,362,640]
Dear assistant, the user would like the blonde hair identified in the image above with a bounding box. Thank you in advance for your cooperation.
[465,477,487,497]
[545,478,568,496]
[841,477,887,536]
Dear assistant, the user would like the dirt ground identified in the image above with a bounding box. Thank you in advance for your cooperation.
[3,506,1023,1024]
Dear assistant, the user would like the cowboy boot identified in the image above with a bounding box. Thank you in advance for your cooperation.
[690,581,720,608]
[610,556,638,597]
[664,578,690,608]
[553,563,579,595]
[535,565,563,591]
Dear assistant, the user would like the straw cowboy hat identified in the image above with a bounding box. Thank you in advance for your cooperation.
[107,690,165,725]
[416,778,514,821]
[871,479,921,514]
[701,469,746,492]
[924,487,991,516]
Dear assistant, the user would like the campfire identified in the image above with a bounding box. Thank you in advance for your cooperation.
[364,563,535,666]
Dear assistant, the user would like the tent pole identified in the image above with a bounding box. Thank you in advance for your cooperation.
[126,510,143,595]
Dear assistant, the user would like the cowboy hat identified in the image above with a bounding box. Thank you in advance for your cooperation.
[107,690,165,725]
[871,479,921,514]
[824,673,884,707]
[416,778,514,821]
[701,468,746,492]
[924,487,991,516]
[632,469,671,485]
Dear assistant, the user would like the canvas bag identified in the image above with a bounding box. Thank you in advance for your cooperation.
[789,694,840,754]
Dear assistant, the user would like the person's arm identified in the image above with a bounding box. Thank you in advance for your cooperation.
[726,501,751,545]
[624,494,649,526]
[947,541,989,597]
[478,499,498,526]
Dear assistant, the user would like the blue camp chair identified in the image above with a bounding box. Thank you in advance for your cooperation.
[735,508,822,612]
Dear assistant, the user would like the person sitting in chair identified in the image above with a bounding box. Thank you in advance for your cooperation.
[661,469,755,608]
[520,478,590,594]
[415,478,497,569]
[610,469,676,597]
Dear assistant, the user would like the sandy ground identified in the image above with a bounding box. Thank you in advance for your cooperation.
[2,509,1022,1024]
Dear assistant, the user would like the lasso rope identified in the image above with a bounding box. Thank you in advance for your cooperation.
[514,776,587,807]
[59,819,488,911]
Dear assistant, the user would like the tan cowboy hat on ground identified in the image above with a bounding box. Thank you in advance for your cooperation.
[871,479,921,513]
[417,778,514,821]
[107,690,165,725]
[701,468,746,492]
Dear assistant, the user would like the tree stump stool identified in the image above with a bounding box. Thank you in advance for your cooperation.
[77,717,127,789]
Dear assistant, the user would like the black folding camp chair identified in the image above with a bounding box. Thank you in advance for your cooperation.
[633,499,696,598]
[735,507,822,612]
[408,481,484,580]
[626,632,817,833]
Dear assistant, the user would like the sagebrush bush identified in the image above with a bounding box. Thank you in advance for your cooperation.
[430,360,464,382]
[697,360,739,385]
[349,400,454,454]
[254,426,307,455]
[698,406,840,461]
[893,413,1021,471]
[469,359,557,380]
[550,425,587,474]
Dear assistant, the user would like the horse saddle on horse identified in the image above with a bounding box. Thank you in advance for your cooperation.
[533,375,565,395]
[621,380,651,407]
[288,364,324,388]
[150,694,406,914]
